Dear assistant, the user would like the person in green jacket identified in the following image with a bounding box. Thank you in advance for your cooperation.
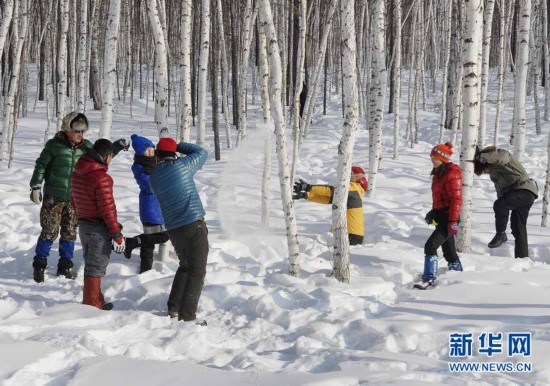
[29,112,93,282]
[474,146,538,258]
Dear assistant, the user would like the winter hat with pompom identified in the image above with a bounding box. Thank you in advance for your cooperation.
[430,142,453,163]
[156,137,177,158]
[131,134,155,156]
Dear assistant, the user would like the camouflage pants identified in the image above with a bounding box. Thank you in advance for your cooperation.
[39,195,77,242]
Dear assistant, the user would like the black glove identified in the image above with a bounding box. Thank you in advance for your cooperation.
[293,191,308,200]
[113,138,130,156]
[424,209,435,225]
[293,179,311,195]
[474,146,481,163]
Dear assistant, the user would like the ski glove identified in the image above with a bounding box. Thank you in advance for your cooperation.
[293,179,311,194]
[112,233,126,254]
[30,185,42,204]
[424,210,435,225]
[447,221,459,236]
[293,190,308,200]
[113,138,130,156]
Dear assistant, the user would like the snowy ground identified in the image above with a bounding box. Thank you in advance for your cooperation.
[1,78,550,385]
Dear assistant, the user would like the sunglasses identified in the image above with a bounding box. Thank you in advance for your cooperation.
[73,130,85,134]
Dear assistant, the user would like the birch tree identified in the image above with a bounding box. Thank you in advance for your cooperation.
[301,0,338,138]
[479,0,495,147]
[512,0,532,162]
[392,0,402,159]
[332,0,359,283]
[458,0,483,253]
[179,1,192,142]
[197,0,210,146]
[216,0,232,148]
[1,0,28,168]
[57,0,70,131]
[0,0,14,75]
[290,0,307,181]
[236,0,258,146]
[367,0,387,197]
[541,0,549,121]
[76,0,88,112]
[147,0,169,131]
[258,0,300,277]
[99,0,122,138]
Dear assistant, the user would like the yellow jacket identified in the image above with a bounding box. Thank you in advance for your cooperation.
[306,181,365,237]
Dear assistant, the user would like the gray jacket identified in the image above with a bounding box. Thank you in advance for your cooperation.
[480,149,538,199]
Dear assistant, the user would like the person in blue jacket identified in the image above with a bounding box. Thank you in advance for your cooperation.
[124,135,169,273]
[149,137,209,324]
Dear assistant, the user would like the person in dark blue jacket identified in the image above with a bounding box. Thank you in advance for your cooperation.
[149,137,209,324]
[124,135,169,273]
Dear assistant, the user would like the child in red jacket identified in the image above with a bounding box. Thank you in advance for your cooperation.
[415,142,463,289]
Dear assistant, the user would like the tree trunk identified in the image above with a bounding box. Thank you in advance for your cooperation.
[457,0,483,254]
[99,0,122,138]
[56,0,70,131]
[258,0,300,278]
[197,0,210,145]
[332,0,359,284]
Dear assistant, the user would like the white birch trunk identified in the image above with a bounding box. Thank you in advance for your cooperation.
[99,0,122,139]
[532,9,541,135]
[237,0,258,145]
[68,1,77,112]
[1,0,27,168]
[367,0,387,197]
[76,0,88,113]
[542,122,550,226]
[0,0,14,77]
[541,0,550,121]
[258,24,271,124]
[147,0,169,131]
[179,1,192,142]
[451,0,464,145]
[290,0,307,181]
[512,0,532,162]
[438,0,453,143]
[458,0,483,253]
[56,0,70,131]
[332,0,359,284]
[197,0,211,146]
[392,0,402,159]
[258,0,300,277]
[479,0,495,147]
[301,0,338,138]
[494,0,509,144]
[216,0,232,148]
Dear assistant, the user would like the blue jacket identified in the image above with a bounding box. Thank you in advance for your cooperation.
[132,159,164,225]
[149,142,207,230]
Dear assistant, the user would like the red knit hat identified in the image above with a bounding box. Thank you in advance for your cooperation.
[156,137,177,152]
[430,142,453,163]
[351,166,368,191]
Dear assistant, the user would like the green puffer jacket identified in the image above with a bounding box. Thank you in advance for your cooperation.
[30,132,93,201]
[480,149,538,199]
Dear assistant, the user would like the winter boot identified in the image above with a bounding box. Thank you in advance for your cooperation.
[101,303,114,311]
[421,255,438,282]
[123,236,141,259]
[32,256,47,283]
[83,276,105,309]
[57,258,74,279]
[448,260,463,272]
[488,232,507,248]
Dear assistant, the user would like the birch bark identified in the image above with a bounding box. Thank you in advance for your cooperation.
[197,0,211,145]
[56,0,70,131]
[179,1,192,142]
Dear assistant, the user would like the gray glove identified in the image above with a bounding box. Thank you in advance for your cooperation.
[113,138,130,156]
[30,185,42,204]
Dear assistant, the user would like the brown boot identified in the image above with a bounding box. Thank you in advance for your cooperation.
[83,276,105,309]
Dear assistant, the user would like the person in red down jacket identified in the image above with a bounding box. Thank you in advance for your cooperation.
[415,142,463,289]
[71,139,126,310]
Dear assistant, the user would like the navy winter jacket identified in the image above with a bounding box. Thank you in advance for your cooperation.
[149,142,207,230]
[132,160,164,225]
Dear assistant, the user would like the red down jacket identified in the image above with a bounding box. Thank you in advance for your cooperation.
[431,162,462,222]
[71,154,121,236]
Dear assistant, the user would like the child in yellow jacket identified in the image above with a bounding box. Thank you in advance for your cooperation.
[293,166,367,245]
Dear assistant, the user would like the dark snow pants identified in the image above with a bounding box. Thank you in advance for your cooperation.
[424,208,460,264]
[493,190,536,258]
[166,220,209,321]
